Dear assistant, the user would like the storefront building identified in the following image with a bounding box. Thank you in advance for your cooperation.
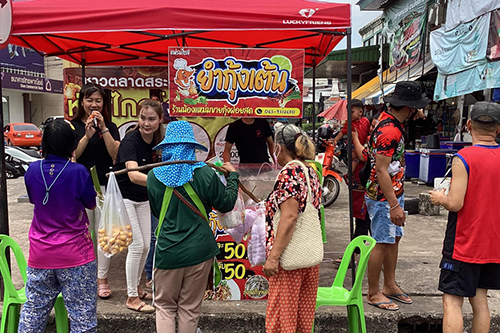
[1,45,63,127]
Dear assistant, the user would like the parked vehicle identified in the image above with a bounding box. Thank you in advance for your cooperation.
[4,123,43,148]
[4,146,41,179]
[316,136,347,207]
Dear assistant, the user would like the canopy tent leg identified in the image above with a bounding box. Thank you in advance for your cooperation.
[457,95,465,137]
[346,28,356,284]
[82,55,86,82]
[0,51,11,298]
[311,61,316,140]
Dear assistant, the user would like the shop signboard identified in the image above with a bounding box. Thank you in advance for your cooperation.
[63,67,169,137]
[1,72,63,94]
[383,0,429,71]
[169,47,304,118]
[206,212,269,301]
[430,13,490,75]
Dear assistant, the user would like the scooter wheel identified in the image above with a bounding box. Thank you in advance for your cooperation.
[322,175,340,207]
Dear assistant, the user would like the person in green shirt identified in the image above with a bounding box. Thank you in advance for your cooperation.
[147,121,239,333]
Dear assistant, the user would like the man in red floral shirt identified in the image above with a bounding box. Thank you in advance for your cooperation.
[365,82,429,311]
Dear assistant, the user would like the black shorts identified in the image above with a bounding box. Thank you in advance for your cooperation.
[439,256,500,298]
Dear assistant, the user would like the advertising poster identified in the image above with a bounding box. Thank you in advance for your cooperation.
[430,13,490,75]
[169,47,304,118]
[206,210,269,301]
[384,0,430,71]
[487,9,500,62]
[434,60,500,100]
[63,67,169,136]
[0,44,45,73]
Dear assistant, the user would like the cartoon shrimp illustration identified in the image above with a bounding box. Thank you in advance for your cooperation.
[173,58,198,100]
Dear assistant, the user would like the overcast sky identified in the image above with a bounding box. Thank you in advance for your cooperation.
[319,0,382,49]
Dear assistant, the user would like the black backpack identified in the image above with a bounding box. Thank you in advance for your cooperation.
[359,117,405,187]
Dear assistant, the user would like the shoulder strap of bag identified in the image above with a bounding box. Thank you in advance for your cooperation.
[155,182,208,237]
[182,182,208,221]
[156,187,173,237]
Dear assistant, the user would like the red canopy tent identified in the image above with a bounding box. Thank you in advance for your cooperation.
[11,0,350,67]
[1,0,357,273]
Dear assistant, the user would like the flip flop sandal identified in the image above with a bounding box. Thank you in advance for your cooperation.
[127,301,155,313]
[384,293,413,304]
[139,291,153,301]
[367,300,399,311]
[98,284,112,299]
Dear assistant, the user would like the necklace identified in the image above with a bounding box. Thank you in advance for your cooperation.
[40,159,71,205]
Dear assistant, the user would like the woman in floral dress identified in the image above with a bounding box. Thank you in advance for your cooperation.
[263,124,322,333]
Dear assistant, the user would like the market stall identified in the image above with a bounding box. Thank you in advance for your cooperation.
[2,0,357,296]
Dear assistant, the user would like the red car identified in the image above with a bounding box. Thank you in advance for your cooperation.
[4,123,43,148]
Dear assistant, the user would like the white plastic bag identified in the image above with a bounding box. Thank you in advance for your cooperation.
[225,199,259,244]
[97,173,133,258]
[247,202,266,267]
[219,191,245,229]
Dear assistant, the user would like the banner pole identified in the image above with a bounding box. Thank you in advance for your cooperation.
[312,60,316,140]
[0,51,11,299]
[346,28,356,286]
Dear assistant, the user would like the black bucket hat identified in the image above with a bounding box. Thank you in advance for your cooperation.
[385,81,431,109]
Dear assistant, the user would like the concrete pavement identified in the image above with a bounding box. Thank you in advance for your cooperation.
[5,176,500,332]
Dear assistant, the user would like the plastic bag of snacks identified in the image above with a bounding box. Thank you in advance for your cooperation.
[98,172,133,258]
[247,202,267,267]
[219,190,245,229]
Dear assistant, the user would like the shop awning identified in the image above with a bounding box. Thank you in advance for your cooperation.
[353,54,435,104]
[304,44,389,83]
[363,83,395,105]
[10,0,351,67]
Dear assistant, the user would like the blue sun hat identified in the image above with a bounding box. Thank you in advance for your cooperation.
[153,121,208,187]
[154,120,208,152]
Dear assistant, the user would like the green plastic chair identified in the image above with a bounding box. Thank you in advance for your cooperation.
[313,236,376,333]
[0,235,68,333]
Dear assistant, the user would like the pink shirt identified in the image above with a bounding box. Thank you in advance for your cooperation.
[25,155,96,269]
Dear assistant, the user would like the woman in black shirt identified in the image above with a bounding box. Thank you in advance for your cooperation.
[113,99,164,313]
[71,83,120,300]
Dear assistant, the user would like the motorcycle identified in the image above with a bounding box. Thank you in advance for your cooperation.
[4,146,41,179]
[315,135,348,207]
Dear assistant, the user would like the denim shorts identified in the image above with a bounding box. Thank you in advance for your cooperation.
[365,195,404,244]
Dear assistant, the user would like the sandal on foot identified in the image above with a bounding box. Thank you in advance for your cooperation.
[384,292,413,304]
[127,301,155,313]
[367,300,399,311]
[139,291,153,300]
[98,284,112,299]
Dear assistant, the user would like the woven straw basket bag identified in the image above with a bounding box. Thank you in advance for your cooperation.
[273,160,324,270]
